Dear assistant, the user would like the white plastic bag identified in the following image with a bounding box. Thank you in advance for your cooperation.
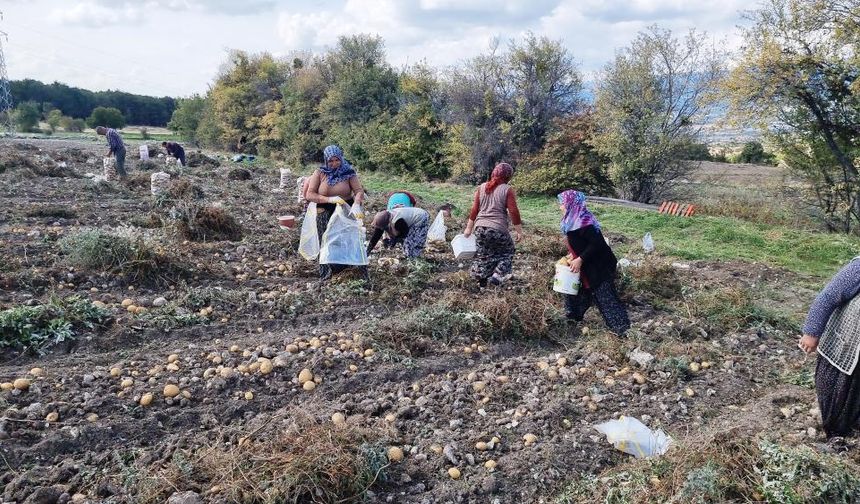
[642,232,655,253]
[320,204,368,266]
[427,211,447,242]
[594,416,671,458]
[298,202,320,261]
[349,201,365,220]
[103,157,117,181]
[139,145,149,160]
[150,171,170,196]
[279,168,292,189]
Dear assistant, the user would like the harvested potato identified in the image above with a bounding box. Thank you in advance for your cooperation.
[285,344,299,354]
[632,372,647,385]
[387,446,404,462]
[45,412,59,423]
[332,412,345,425]
[302,381,316,391]
[0,382,13,391]
[121,378,134,389]
[29,367,45,377]
[298,368,313,384]
[13,378,31,391]
[523,433,538,446]
[121,299,133,307]
[244,391,254,400]
[484,459,497,470]
[447,467,461,480]
[475,441,488,451]
[163,384,180,398]
[140,393,154,406]
[109,367,122,377]
[259,358,273,375]
[167,354,179,364]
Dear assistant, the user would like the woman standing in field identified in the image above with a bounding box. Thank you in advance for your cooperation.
[798,257,860,438]
[463,162,523,287]
[304,145,367,280]
[557,190,629,335]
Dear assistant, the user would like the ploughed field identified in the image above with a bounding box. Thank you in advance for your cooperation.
[1,139,857,504]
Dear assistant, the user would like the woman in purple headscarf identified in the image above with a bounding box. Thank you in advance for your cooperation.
[305,145,367,280]
[558,190,629,335]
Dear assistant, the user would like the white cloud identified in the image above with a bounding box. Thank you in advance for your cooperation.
[50,2,141,28]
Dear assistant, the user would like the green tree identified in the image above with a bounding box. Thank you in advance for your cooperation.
[593,26,725,203]
[168,95,206,142]
[514,112,614,196]
[508,32,582,154]
[316,35,399,128]
[723,0,860,233]
[86,106,126,129]
[735,141,776,165]
[13,101,40,132]
[46,109,64,133]
[60,116,86,132]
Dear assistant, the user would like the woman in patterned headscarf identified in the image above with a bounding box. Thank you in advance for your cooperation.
[304,145,367,280]
[463,162,524,287]
[798,257,860,438]
[557,190,629,335]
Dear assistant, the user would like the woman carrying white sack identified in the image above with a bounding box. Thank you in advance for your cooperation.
[304,144,367,281]
[366,207,430,259]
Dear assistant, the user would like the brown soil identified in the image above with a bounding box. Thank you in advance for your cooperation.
[0,139,832,503]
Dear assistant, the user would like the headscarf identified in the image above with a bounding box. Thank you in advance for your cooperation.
[320,145,357,186]
[485,162,513,194]
[387,191,417,210]
[558,190,601,234]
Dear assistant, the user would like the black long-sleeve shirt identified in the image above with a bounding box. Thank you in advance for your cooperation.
[565,225,618,288]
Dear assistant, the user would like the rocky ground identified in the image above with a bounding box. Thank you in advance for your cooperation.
[0,139,851,504]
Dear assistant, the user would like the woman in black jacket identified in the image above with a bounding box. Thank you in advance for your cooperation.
[557,190,630,335]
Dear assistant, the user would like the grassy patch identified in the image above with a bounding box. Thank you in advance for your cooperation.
[129,418,387,504]
[362,173,860,278]
[555,433,860,503]
[0,295,111,353]
[58,229,172,281]
[684,286,797,336]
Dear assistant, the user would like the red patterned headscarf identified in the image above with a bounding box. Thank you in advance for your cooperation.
[485,162,513,194]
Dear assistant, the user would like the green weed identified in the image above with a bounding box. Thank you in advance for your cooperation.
[0,295,111,353]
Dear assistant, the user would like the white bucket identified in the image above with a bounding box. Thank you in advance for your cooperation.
[451,234,477,260]
[553,264,581,295]
[139,145,149,160]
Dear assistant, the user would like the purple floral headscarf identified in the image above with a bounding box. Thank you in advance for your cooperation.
[558,190,600,234]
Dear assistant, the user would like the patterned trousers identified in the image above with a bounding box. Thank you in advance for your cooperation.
[470,226,515,282]
[564,279,630,336]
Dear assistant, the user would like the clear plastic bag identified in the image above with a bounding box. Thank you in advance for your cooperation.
[320,204,368,266]
[594,416,671,458]
[298,202,320,261]
[350,201,365,220]
[427,210,447,242]
[643,232,655,253]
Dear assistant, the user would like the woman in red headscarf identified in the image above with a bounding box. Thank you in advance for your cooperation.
[463,162,524,287]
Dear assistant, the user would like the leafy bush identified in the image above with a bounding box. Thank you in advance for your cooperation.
[514,112,615,196]
[86,106,126,129]
[0,296,111,353]
[735,141,777,165]
[13,101,40,133]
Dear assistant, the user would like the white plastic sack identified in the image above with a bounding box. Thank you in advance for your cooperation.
[139,145,149,160]
[594,416,671,458]
[349,202,365,220]
[279,168,292,189]
[320,204,368,266]
[427,211,447,242]
[643,232,655,253]
[102,157,117,181]
[150,171,170,196]
[295,176,308,203]
[298,202,320,261]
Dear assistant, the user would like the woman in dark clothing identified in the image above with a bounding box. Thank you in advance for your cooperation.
[367,207,430,258]
[798,257,860,438]
[557,190,629,335]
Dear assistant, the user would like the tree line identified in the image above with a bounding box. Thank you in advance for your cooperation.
[10,79,176,126]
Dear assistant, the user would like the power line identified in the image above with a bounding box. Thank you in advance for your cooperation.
[0,12,13,134]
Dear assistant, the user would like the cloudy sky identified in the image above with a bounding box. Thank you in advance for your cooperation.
[2,0,749,98]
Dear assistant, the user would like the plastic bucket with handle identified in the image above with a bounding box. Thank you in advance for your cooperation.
[451,234,477,260]
[553,263,581,295]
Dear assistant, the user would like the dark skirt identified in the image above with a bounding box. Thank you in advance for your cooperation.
[816,356,860,437]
